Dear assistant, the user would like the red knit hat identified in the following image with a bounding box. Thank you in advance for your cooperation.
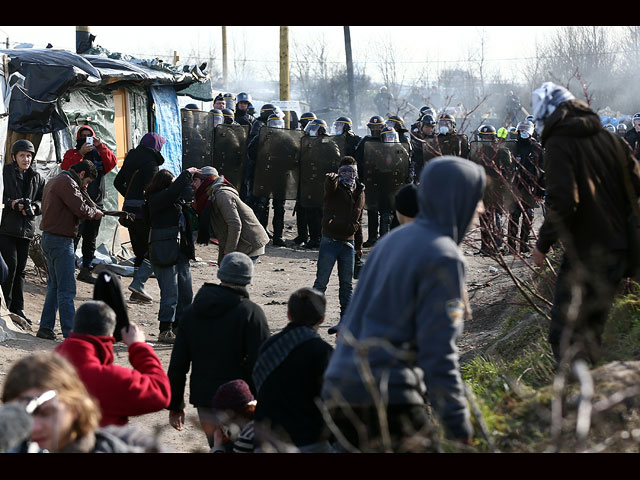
[211,380,254,411]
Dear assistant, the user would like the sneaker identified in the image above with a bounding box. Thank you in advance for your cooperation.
[304,239,321,249]
[77,267,96,284]
[128,285,153,302]
[36,328,56,340]
[293,236,308,246]
[363,238,377,248]
[272,237,286,247]
[327,324,340,335]
[158,330,176,344]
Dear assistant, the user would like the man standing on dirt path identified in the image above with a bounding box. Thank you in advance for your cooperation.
[321,156,484,452]
[36,160,104,341]
[530,82,640,365]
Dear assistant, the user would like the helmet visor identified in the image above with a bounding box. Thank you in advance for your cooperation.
[381,131,399,143]
[332,122,344,135]
[268,118,285,129]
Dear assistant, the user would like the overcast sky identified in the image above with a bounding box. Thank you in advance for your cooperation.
[0,26,626,85]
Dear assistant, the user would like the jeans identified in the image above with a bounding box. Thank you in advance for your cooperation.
[312,237,355,317]
[152,252,193,331]
[39,232,77,336]
[0,234,30,312]
[130,259,154,292]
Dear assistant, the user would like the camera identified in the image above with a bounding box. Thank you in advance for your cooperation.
[18,198,35,217]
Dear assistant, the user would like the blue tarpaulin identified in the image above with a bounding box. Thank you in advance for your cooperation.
[150,85,182,176]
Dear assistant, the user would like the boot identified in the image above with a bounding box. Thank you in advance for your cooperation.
[77,267,96,284]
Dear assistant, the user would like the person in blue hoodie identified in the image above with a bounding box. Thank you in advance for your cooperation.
[321,156,485,452]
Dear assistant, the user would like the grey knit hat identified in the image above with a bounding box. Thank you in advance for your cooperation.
[200,166,218,176]
[217,252,254,285]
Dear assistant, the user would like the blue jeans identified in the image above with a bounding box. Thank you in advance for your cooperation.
[152,253,193,329]
[312,237,355,317]
[39,232,77,337]
[130,259,154,292]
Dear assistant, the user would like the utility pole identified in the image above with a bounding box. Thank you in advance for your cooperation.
[280,26,290,128]
[222,26,228,90]
[344,26,358,130]
[5,37,8,49]
[75,26,94,54]
[173,51,180,65]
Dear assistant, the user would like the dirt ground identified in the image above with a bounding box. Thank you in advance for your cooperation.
[0,201,536,453]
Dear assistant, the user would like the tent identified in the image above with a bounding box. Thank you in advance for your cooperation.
[0,47,209,259]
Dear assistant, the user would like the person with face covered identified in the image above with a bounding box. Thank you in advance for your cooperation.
[321,156,485,451]
[312,156,365,330]
[531,82,640,365]
[0,140,45,325]
[114,133,167,303]
[62,125,117,285]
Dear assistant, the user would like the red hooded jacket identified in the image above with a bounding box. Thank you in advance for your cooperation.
[61,125,118,174]
[55,333,171,427]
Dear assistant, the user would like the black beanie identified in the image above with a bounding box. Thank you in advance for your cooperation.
[395,183,419,218]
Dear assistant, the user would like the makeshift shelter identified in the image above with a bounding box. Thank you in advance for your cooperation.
[0,48,209,262]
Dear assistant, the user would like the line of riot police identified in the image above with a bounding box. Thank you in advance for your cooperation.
[180,94,544,253]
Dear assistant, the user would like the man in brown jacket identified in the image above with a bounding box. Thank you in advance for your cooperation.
[208,172,269,266]
[312,156,365,330]
[36,160,103,340]
[531,82,640,364]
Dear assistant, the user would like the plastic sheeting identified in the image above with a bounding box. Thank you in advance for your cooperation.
[150,85,182,176]
[57,88,122,254]
[127,84,150,149]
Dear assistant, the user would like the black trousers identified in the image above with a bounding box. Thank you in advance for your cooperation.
[328,404,437,452]
[127,218,150,268]
[74,217,102,268]
[548,252,628,364]
[507,203,534,252]
[0,234,30,312]
[367,209,393,241]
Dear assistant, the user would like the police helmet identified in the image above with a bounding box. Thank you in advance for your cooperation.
[211,109,224,127]
[386,115,406,132]
[380,126,399,143]
[332,116,353,135]
[247,103,255,116]
[184,103,199,110]
[259,103,277,121]
[478,124,497,140]
[604,123,616,133]
[300,112,317,129]
[437,113,456,134]
[419,106,435,120]
[516,120,535,139]
[306,118,328,137]
[617,123,627,133]
[421,114,436,128]
[11,139,36,157]
[508,127,518,139]
[236,92,252,104]
[367,115,385,136]
[267,114,285,129]
[222,108,235,125]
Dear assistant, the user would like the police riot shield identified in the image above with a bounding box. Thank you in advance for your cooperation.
[362,141,409,211]
[252,127,303,200]
[469,141,513,208]
[212,123,249,190]
[299,135,346,208]
[181,110,215,169]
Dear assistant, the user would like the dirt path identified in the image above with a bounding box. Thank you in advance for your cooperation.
[0,201,536,452]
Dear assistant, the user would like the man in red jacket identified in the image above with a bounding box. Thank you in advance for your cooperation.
[55,301,171,426]
[62,125,117,284]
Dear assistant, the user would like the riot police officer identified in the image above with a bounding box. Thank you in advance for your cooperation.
[354,115,385,247]
[245,111,288,247]
[435,112,471,158]
[470,124,512,255]
[332,116,361,157]
[507,120,544,254]
[410,114,437,184]
[223,92,236,111]
[617,122,627,139]
[296,119,329,249]
[234,92,255,127]
[210,109,224,127]
[291,113,318,246]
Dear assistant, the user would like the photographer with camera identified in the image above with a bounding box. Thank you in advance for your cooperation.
[0,140,45,325]
[62,125,117,285]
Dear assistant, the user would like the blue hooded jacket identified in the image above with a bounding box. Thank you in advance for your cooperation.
[321,156,485,440]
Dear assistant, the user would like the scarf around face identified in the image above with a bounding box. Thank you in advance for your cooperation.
[337,165,358,190]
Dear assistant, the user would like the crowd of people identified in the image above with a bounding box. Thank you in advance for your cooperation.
[2,81,640,453]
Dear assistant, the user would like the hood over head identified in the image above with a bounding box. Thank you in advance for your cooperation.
[139,133,166,152]
[416,156,486,244]
[77,125,96,139]
[540,98,602,146]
